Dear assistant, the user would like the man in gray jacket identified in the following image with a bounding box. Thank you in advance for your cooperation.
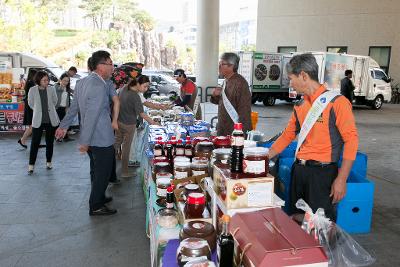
[56,50,117,216]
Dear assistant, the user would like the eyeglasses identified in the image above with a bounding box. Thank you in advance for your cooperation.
[219,62,232,66]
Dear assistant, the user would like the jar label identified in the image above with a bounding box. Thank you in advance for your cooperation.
[231,136,244,146]
[174,171,188,179]
[192,170,206,176]
[176,148,185,155]
[185,149,192,156]
[154,150,162,156]
[157,188,167,197]
[243,160,265,174]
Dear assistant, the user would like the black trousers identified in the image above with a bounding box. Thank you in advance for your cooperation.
[87,147,116,184]
[87,146,114,211]
[29,123,56,165]
[290,163,338,222]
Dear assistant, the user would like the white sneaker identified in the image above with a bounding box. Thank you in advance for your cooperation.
[46,162,52,170]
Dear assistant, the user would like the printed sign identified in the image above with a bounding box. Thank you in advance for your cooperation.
[0,102,25,132]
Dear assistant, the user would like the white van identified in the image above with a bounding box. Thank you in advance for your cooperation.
[0,52,65,84]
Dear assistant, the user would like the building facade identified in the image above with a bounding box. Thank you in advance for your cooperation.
[256,0,400,80]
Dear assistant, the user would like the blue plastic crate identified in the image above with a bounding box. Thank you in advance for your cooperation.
[338,152,368,179]
[337,171,374,233]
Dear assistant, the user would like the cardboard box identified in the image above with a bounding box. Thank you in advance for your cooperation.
[231,208,328,267]
[213,166,275,209]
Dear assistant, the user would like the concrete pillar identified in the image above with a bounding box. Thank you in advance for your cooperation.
[196,0,219,102]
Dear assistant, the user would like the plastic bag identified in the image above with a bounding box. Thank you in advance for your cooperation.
[296,199,375,267]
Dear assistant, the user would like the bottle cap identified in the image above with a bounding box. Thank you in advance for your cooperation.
[221,214,231,223]
[234,123,243,130]
[178,139,183,144]
[167,186,173,192]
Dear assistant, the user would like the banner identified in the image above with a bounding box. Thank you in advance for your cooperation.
[0,102,26,132]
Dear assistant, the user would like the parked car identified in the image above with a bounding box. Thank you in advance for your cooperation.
[142,70,180,95]
[143,82,160,99]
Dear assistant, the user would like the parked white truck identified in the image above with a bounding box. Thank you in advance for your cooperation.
[238,51,392,109]
[0,52,65,84]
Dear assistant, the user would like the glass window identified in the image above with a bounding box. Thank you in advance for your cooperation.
[374,69,387,81]
[369,46,391,74]
[278,46,297,53]
[327,46,348,53]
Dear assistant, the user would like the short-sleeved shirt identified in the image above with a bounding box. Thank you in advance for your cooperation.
[118,87,144,125]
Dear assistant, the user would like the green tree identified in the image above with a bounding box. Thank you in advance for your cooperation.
[79,0,112,30]
[133,10,155,31]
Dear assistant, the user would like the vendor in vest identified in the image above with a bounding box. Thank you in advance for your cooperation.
[173,68,201,119]
[210,52,252,136]
[268,53,359,222]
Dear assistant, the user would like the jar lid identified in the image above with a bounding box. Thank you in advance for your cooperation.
[175,161,191,168]
[184,184,199,191]
[156,177,172,185]
[192,156,208,163]
[178,237,210,255]
[187,192,205,204]
[243,147,269,156]
[183,220,215,237]
[155,161,170,167]
[191,162,208,168]
[156,172,173,180]
[213,136,231,146]
[174,156,191,163]
[197,141,214,147]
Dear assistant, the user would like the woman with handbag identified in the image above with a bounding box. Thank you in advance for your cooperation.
[55,72,73,142]
[27,70,60,174]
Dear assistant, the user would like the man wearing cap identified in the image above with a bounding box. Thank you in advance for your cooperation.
[174,68,201,119]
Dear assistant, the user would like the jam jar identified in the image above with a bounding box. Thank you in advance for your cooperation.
[243,147,269,177]
[179,221,217,251]
[191,162,209,176]
[174,161,192,179]
[195,141,214,159]
[184,192,206,218]
[153,156,168,165]
[176,238,211,267]
[210,148,231,179]
[184,183,200,198]
[153,162,173,181]
[156,176,172,197]
[212,136,231,149]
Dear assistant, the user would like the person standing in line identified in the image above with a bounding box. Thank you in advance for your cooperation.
[18,68,38,149]
[114,75,159,178]
[210,52,252,136]
[268,54,358,222]
[67,66,80,79]
[56,50,117,216]
[27,71,60,174]
[54,72,74,142]
[340,69,355,104]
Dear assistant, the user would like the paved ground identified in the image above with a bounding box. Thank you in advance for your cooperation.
[0,101,399,266]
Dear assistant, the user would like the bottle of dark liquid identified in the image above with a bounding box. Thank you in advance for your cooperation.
[184,137,193,159]
[166,186,175,209]
[175,139,185,156]
[165,141,174,167]
[230,123,244,174]
[170,136,177,155]
[154,137,164,157]
[217,215,234,267]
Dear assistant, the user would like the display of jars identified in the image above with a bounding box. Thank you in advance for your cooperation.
[195,141,214,159]
[179,221,217,251]
[191,161,209,177]
[243,147,269,177]
[174,161,192,179]
[184,192,206,218]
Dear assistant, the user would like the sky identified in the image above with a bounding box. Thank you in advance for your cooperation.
[137,0,258,25]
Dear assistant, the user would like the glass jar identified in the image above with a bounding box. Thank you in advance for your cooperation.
[176,238,211,267]
[184,192,206,218]
[243,147,269,177]
[174,161,192,179]
[211,148,231,179]
[191,162,209,177]
[156,208,178,228]
[195,141,214,159]
[153,161,173,181]
[184,183,200,198]
[153,156,168,165]
[174,156,191,163]
[156,176,172,197]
